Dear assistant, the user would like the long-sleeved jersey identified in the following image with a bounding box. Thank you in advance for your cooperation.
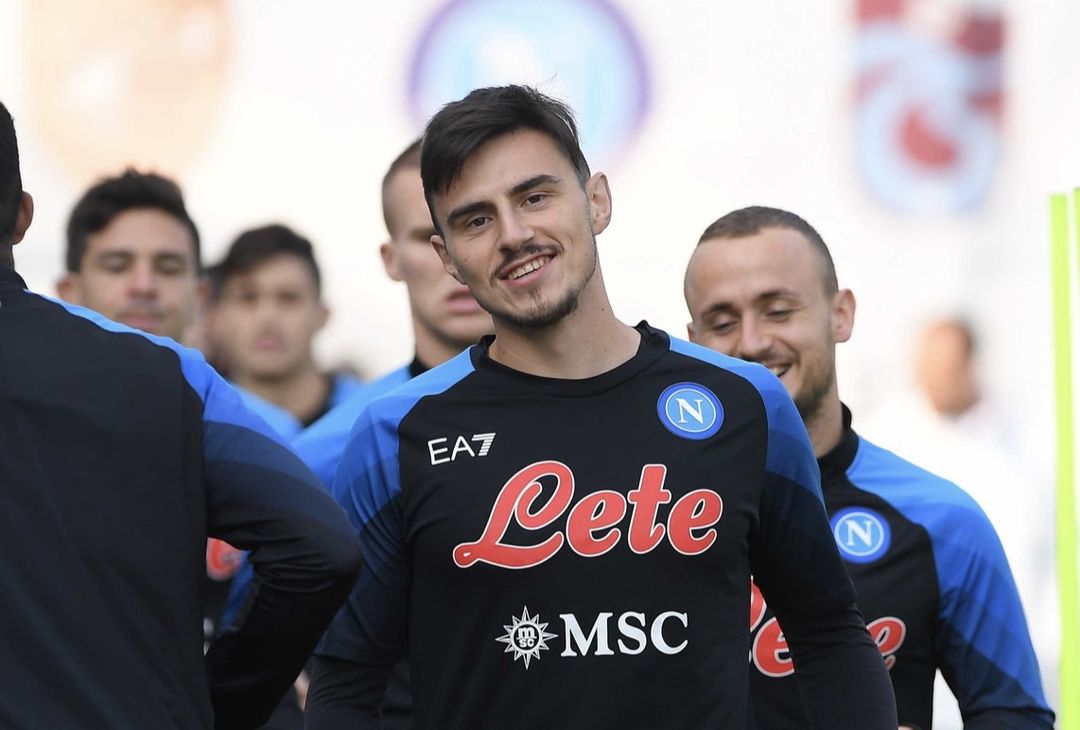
[306,323,897,729]
[0,265,362,730]
[220,361,420,628]
[748,407,1053,729]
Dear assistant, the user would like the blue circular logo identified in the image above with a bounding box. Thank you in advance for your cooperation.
[830,507,891,564]
[657,383,723,440]
[407,0,651,170]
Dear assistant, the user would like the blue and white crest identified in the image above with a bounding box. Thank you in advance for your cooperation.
[830,507,891,564]
[657,383,723,440]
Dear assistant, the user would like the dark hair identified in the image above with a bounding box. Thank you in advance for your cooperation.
[420,85,591,229]
[0,100,21,245]
[697,206,838,294]
[381,138,422,235]
[216,224,321,295]
[65,169,200,272]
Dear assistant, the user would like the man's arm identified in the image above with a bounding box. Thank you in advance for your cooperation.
[186,360,362,729]
[306,401,411,728]
[748,373,897,729]
[929,496,1054,729]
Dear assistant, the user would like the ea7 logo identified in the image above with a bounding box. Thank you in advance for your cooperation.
[428,433,496,465]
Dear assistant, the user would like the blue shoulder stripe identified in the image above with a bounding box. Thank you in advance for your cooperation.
[333,349,476,521]
[292,365,413,489]
[45,295,299,454]
[667,337,821,502]
[848,437,1049,713]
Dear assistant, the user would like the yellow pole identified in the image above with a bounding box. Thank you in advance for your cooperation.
[1052,192,1079,725]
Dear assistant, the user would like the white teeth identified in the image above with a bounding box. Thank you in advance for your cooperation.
[508,256,549,280]
[769,366,786,376]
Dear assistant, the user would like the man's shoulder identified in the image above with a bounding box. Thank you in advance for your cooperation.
[848,435,999,539]
[363,350,477,426]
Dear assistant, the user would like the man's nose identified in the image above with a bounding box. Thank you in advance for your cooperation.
[128,261,158,296]
[736,320,772,362]
[496,207,534,251]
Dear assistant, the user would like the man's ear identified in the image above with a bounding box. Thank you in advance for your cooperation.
[832,288,856,344]
[56,273,80,303]
[379,240,403,282]
[431,234,464,284]
[585,173,612,236]
[686,320,699,344]
[11,192,33,244]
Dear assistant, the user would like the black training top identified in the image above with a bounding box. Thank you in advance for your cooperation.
[306,323,897,729]
[0,265,361,729]
[749,407,1054,729]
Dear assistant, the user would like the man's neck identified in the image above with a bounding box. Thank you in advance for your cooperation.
[413,318,474,370]
[804,389,845,458]
[487,278,640,380]
[1,244,13,269]
[234,364,329,423]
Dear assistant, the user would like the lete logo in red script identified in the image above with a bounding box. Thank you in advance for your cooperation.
[454,461,723,569]
[749,581,906,676]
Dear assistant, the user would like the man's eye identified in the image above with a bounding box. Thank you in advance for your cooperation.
[467,216,490,229]
[712,321,736,334]
[766,309,792,320]
[524,193,546,206]
[157,261,187,276]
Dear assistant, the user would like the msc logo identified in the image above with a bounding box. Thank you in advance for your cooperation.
[497,606,688,669]
[428,432,496,465]
[657,382,723,440]
[830,507,891,563]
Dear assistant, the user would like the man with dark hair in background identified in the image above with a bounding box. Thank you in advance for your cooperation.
[208,224,363,439]
[306,85,897,729]
[55,168,244,666]
[57,168,206,344]
[683,205,1053,729]
[0,99,362,729]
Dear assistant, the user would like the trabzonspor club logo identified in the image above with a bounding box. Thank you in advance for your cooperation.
[408,0,651,169]
[657,383,724,440]
[830,507,891,564]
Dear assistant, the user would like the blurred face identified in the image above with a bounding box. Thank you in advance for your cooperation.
[915,323,977,416]
[380,167,492,349]
[684,228,853,423]
[429,129,611,331]
[211,255,327,381]
[58,208,201,341]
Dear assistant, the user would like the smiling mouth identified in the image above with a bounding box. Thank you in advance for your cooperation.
[766,364,790,378]
[506,255,552,281]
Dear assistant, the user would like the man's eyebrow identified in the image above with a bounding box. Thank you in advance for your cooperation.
[446,201,493,229]
[510,174,561,197]
[697,290,801,318]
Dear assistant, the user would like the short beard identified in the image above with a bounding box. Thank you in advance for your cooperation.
[489,235,598,331]
[793,362,834,426]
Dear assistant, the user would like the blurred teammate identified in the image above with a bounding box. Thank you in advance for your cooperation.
[220,141,492,728]
[287,139,493,488]
[55,168,246,656]
[306,85,896,729]
[0,100,361,729]
[57,168,206,343]
[683,205,1053,728]
[208,224,363,439]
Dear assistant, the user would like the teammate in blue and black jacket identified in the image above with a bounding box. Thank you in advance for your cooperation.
[0,100,361,730]
[684,205,1054,729]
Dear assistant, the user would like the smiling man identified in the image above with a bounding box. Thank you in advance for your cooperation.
[683,206,1053,729]
[305,86,897,730]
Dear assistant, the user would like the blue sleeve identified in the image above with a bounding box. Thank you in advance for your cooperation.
[177,355,364,728]
[315,399,409,668]
[929,497,1054,726]
[741,368,897,729]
